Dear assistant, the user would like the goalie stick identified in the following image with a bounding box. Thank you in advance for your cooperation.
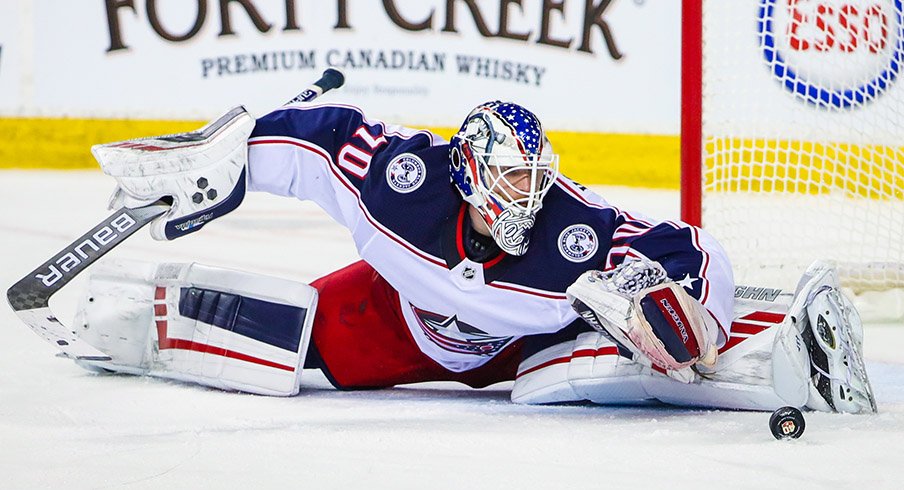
[6,68,346,361]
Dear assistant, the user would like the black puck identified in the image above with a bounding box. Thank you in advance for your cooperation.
[769,406,806,440]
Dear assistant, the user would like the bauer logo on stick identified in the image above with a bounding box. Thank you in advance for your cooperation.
[758,0,904,108]
[35,213,137,288]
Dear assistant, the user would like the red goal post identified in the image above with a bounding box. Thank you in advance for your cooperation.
[682,0,704,228]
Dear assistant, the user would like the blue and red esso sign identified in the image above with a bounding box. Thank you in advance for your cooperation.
[759,0,904,108]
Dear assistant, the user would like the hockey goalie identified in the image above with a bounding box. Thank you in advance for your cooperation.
[52,97,874,414]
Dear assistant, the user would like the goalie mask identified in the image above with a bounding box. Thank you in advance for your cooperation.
[450,101,560,256]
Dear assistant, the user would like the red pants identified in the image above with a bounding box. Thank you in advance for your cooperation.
[309,260,522,389]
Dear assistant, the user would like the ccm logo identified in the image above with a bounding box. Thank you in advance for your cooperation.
[36,213,136,287]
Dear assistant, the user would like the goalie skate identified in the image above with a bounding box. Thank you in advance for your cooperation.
[793,263,877,413]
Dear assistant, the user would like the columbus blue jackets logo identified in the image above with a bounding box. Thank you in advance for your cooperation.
[758,0,904,108]
[386,153,426,193]
[558,224,598,263]
[410,305,512,356]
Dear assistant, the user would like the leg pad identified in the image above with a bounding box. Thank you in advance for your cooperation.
[75,259,317,396]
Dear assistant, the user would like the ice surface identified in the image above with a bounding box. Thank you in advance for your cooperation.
[1,171,902,489]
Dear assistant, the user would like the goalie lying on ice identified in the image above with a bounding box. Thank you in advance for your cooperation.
[70,101,874,413]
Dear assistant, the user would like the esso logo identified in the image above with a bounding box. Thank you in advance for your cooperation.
[759,0,904,108]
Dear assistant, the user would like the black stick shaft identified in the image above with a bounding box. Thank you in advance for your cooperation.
[285,68,345,105]
[7,202,169,311]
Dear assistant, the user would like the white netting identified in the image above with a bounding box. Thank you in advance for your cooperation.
[701,0,904,292]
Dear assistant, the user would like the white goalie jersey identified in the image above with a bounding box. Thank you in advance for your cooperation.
[246,103,735,372]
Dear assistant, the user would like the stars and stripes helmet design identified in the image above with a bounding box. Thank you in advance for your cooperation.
[450,101,560,256]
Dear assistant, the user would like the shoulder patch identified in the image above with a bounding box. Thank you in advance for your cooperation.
[558,224,598,263]
[386,153,426,194]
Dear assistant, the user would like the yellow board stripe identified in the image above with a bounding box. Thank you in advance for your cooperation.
[546,131,680,189]
[0,117,681,189]
[0,118,207,170]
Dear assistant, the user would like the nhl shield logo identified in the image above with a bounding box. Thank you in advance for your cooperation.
[462,266,476,280]
[386,153,426,193]
[558,224,598,263]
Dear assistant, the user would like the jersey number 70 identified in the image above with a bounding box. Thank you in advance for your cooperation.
[337,126,388,179]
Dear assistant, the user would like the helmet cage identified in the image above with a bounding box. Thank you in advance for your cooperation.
[450,104,560,256]
[471,149,559,216]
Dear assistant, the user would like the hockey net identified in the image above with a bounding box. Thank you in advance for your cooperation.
[682,0,904,297]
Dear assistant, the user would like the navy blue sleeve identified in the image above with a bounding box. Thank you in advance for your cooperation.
[247,103,459,256]
[605,212,735,329]
[250,104,439,192]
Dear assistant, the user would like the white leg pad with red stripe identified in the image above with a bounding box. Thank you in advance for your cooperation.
[513,332,656,405]
[566,332,654,405]
[513,295,812,410]
[510,338,582,404]
[73,258,316,396]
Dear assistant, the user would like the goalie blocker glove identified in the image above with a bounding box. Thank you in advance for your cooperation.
[92,106,255,241]
[566,258,719,382]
